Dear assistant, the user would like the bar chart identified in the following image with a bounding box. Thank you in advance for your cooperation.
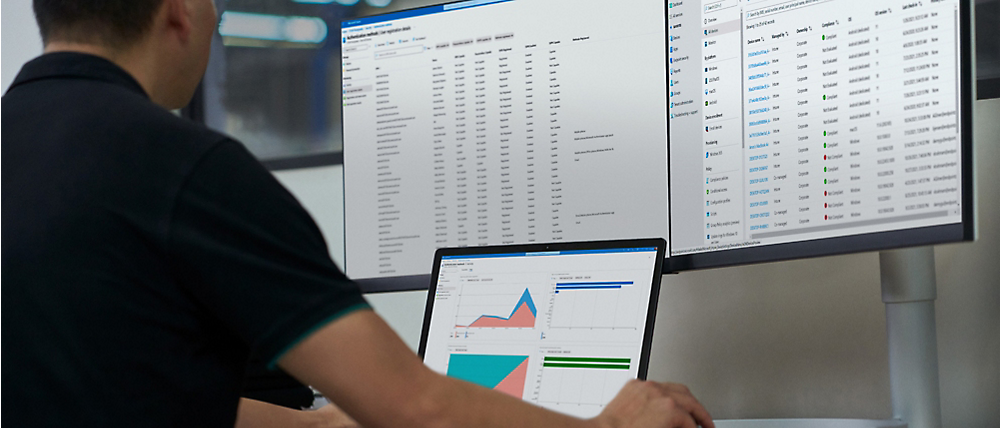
[547,281,644,330]
[535,355,634,417]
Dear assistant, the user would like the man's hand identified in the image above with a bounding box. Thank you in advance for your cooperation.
[593,380,715,428]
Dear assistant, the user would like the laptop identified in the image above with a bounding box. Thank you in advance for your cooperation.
[418,238,666,418]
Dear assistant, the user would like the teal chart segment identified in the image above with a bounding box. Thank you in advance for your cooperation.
[447,354,529,388]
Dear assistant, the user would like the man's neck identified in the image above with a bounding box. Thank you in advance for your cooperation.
[44,42,167,107]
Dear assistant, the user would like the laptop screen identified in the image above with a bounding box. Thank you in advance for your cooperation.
[419,242,663,418]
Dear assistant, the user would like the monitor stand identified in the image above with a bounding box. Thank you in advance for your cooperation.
[716,246,942,428]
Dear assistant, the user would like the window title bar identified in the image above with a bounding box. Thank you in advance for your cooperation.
[441,247,658,260]
[341,0,511,29]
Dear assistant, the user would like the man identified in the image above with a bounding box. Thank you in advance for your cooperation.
[1,0,715,427]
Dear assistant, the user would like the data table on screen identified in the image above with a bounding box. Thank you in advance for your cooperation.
[668,0,966,257]
[341,0,670,280]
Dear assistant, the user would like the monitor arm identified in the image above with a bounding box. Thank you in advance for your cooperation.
[879,246,943,428]
[716,246,943,428]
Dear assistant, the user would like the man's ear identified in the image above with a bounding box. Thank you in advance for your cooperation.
[161,0,193,44]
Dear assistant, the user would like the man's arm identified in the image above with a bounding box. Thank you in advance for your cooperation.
[277,309,714,428]
[235,398,358,428]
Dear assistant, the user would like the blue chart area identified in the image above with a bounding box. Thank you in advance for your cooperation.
[555,281,633,292]
[549,282,643,329]
[458,289,537,328]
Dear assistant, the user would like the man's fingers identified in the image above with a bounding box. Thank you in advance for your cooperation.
[598,380,714,428]
[648,381,691,400]
[664,392,714,428]
[661,382,692,396]
[647,382,714,428]
[667,408,698,428]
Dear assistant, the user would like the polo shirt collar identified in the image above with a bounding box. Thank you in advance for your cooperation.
[6,52,149,98]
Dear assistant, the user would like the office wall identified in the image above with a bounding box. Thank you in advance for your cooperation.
[1,1,44,93]
[933,99,1000,427]
[3,5,996,426]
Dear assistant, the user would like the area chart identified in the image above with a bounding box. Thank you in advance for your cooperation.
[447,354,530,398]
[458,288,537,328]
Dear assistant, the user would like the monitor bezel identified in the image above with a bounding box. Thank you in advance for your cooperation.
[416,238,666,382]
[665,0,976,272]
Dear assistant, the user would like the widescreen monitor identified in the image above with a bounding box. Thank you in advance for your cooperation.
[666,0,975,270]
[340,0,671,290]
[340,0,976,288]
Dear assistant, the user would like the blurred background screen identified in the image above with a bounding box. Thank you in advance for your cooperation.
[198,0,440,168]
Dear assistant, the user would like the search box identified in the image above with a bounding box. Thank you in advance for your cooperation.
[374,45,426,59]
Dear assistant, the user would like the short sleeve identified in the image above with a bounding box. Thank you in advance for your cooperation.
[168,140,369,367]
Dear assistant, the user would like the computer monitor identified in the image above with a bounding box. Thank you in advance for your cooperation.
[666,0,975,270]
[340,0,671,290]
[418,239,665,418]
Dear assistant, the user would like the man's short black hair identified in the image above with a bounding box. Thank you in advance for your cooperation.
[33,0,165,47]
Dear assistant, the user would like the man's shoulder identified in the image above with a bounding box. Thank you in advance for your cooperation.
[2,76,244,217]
[94,83,230,154]
[5,73,228,157]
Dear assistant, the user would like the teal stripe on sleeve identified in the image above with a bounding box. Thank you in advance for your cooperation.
[266,302,372,370]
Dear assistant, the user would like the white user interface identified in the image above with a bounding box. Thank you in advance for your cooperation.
[342,0,670,279]
[422,247,659,418]
[668,0,965,255]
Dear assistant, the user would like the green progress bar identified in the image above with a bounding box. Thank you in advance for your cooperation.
[544,357,631,363]
[544,363,631,370]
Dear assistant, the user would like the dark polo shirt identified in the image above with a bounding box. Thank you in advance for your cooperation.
[2,52,369,427]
